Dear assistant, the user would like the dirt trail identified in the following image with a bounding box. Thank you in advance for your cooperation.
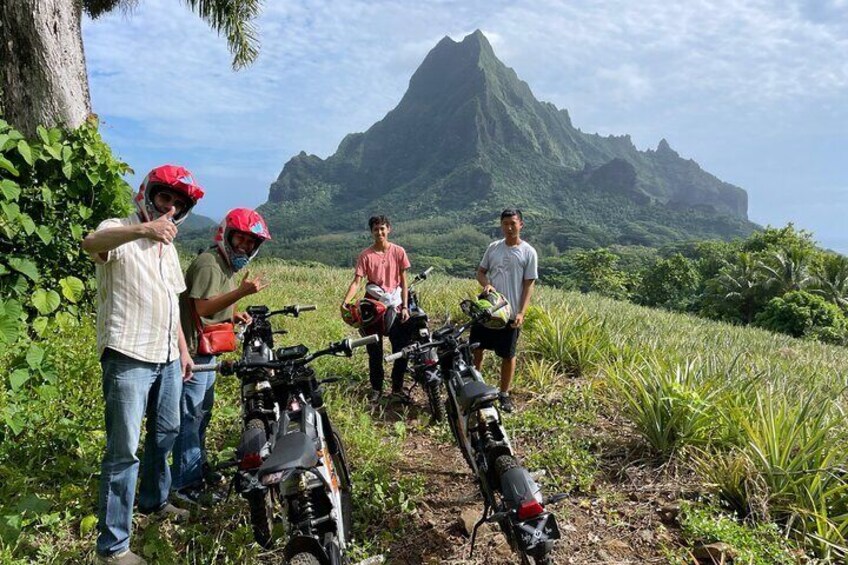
[368,386,689,564]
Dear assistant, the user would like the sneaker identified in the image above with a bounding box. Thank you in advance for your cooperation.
[172,485,222,508]
[97,549,147,565]
[141,502,190,523]
[388,390,411,405]
[499,392,515,414]
[367,389,383,403]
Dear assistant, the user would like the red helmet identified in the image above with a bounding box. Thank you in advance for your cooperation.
[215,208,272,271]
[135,164,205,225]
[341,298,387,335]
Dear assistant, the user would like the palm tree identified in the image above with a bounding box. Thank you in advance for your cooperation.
[712,252,762,323]
[757,247,812,296]
[1,0,262,135]
[810,254,848,311]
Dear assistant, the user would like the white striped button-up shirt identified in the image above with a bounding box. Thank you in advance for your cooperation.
[91,214,187,363]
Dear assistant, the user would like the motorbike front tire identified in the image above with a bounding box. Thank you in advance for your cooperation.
[331,427,354,538]
[426,381,444,423]
[248,489,274,549]
[288,552,321,565]
[245,418,274,548]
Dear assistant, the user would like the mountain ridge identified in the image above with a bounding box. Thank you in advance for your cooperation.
[258,30,755,269]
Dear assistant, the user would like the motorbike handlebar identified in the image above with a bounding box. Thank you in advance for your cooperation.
[268,304,317,317]
[348,334,380,349]
[384,338,445,363]
[385,351,404,363]
[192,334,376,375]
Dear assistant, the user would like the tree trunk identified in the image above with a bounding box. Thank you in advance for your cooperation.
[0,0,90,135]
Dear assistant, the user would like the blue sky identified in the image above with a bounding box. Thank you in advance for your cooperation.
[83,0,847,251]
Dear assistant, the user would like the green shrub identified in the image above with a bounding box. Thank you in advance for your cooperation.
[635,253,701,311]
[0,117,132,346]
[674,501,799,565]
[754,290,847,344]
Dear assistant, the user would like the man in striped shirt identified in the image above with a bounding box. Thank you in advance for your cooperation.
[82,165,204,565]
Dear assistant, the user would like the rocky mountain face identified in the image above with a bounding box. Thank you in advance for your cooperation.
[259,30,754,267]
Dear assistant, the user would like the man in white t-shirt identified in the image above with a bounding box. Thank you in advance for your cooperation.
[471,209,538,413]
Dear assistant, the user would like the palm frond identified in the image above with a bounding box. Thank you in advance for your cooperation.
[182,0,263,69]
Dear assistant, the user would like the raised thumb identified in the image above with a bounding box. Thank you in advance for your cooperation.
[165,206,176,218]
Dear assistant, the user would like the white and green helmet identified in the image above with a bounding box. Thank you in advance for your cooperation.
[475,290,512,329]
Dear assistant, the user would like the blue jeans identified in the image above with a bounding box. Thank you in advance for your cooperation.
[96,348,181,557]
[171,354,216,490]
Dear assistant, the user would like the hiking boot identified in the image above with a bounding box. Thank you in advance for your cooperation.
[141,502,190,523]
[97,549,147,565]
[172,484,222,508]
[499,392,515,414]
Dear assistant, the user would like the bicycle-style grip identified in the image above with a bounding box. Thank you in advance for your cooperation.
[422,266,434,277]
[298,304,317,312]
[192,363,218,372]
[384,351,404,363]
[349,334,380,349]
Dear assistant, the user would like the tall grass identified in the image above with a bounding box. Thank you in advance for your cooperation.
[5,263,848,561]
[530,286,848,558]
[603,355,726,458]
[524,306,615,377]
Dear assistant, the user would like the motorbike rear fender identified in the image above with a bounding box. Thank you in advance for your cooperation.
[500,465,542,509]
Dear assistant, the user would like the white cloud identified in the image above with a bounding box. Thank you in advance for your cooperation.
[82,0,848,251]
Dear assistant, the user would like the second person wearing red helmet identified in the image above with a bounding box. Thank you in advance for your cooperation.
[171,208,272,505]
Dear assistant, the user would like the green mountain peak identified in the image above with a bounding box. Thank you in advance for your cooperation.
[261,31,754,262]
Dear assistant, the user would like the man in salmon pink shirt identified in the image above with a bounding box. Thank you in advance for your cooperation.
[341,215,411,401]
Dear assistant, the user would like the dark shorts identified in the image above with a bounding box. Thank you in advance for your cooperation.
[469,323,520,359]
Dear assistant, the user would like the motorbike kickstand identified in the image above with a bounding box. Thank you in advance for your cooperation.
[224,474,236,503]
[468,502,490,558]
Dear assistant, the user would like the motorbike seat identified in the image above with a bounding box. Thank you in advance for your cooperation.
[458,380,500,413]
[258,431,319,477]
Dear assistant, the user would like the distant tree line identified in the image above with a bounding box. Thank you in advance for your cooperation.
[549,225,848,345]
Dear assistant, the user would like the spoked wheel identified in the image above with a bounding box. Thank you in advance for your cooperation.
[288,552,321,565]
[426,381,444,423]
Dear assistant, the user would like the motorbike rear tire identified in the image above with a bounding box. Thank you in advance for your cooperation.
[331,428,354,538]
[426,381,444,423]
[245,418,274,549]
[288,552,321,565]
[494,454,519,478]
